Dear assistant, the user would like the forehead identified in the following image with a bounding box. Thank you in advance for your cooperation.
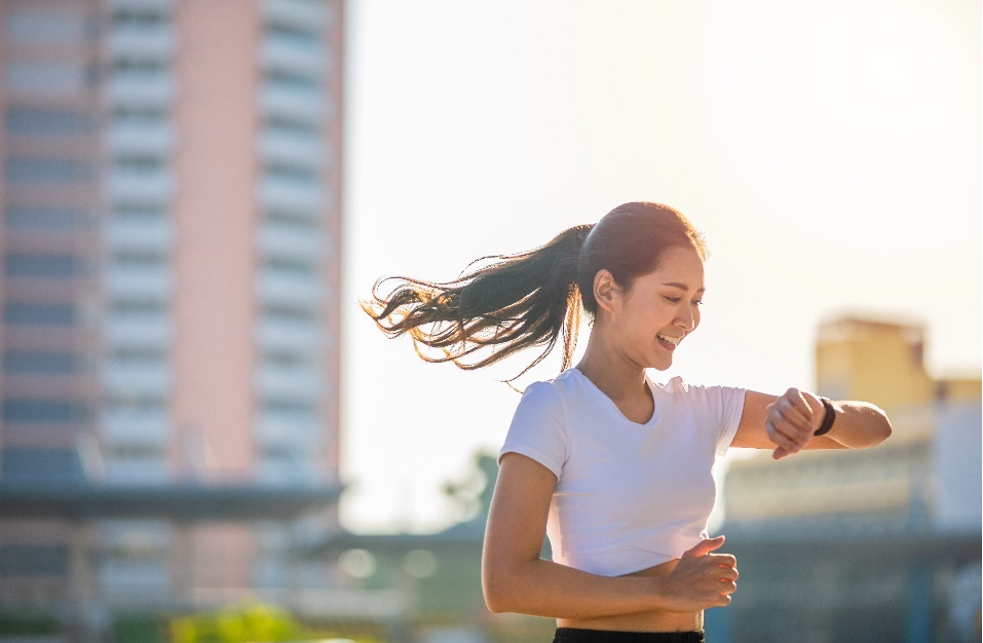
[645,246,705,285]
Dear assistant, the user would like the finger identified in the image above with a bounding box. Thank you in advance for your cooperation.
[772,445,790,460]
[710,554,737,568]
[785,387,816,418]
[719,579,737,595]
[778,392,813,428]
[781,413,814,444]
[681,535,725,558]
[717,566,739,581]
[766,418,801,453]
[769,406,814,447]
[775,393,817,438]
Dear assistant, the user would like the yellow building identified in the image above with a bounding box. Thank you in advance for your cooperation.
[716,315,981,643]
[724,315,981,528]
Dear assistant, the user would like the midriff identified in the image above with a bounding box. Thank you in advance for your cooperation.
[556,558,703,633]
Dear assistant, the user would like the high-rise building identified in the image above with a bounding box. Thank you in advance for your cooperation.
[0,0,345,633]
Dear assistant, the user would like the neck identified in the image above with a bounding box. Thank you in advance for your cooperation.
[574,333,647,402]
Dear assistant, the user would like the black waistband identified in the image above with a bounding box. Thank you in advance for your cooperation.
[553,627,706,643]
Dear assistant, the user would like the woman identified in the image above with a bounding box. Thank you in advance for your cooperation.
[362,202,892,642]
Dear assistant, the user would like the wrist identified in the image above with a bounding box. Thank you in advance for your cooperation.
[814,397,837,436]
[647,575,675,611]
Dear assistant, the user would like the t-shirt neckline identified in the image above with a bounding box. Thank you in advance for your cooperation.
[568,367,659,427]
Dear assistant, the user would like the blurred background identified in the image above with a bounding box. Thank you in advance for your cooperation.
[0,0,979,642]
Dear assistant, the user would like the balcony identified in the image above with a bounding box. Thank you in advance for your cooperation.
[102,409,171,449]
[256,271,324,309]
[255,317,323,353]
[259,33,323,77]
[258,83,322,125]
[105,315,173,348]
[254,412,322,453]
[110,24,176,61]
[107,217,173,253]
[257,219,324,260]
[104,362,173,397]
[105,265,174,300]
[109,73,177,109]
[258,128,323,168]
[255,364,323,401]
[109,121,175,157]
[107,168,176,206]
[260,0,326,31]
[111,0,175,12]
[256,174,325,216]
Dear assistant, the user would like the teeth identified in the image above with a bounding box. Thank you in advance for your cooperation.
[658,334,682,345]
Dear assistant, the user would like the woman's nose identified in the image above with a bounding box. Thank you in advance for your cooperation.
[675,306,696,330]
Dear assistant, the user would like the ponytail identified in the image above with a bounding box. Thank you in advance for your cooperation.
[363,201,707,385]
[361,224,593,382]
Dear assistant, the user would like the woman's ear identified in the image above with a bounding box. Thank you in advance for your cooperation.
[593,269,620,315]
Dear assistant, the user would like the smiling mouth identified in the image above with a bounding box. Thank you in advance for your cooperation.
[657,334,682,346]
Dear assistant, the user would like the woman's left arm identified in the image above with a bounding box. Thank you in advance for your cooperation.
[731,388,892,460]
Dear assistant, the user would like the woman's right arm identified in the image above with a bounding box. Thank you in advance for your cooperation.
[481,452,737,618]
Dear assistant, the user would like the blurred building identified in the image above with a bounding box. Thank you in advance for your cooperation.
[716,316,981,642]
[0,0,346,638]
[317,453,557,643]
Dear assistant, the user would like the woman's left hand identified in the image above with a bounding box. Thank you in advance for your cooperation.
[764,387,823,460]
[732,388,890,455]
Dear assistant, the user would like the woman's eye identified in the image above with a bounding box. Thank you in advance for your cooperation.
[692,300,704,307]
[663,296,681,303]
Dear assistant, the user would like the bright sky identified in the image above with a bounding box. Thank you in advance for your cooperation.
[340,0,982,534]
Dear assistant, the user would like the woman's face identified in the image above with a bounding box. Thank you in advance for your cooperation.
[610,245,706,371]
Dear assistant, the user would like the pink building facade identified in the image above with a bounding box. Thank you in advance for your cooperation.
[0,0,345,629]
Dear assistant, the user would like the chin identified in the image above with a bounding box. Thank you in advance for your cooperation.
[650,358,673,371]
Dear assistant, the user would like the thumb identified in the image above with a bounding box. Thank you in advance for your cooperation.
[681,535,726,559]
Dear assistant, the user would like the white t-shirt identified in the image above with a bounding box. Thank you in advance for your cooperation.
[498,367,745,577]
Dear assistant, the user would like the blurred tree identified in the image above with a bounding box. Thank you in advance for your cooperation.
[442,451,498,522]
[170,603,307,643]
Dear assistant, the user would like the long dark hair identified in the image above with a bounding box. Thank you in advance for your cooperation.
[361,202,706,382]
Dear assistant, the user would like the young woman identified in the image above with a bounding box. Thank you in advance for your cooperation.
[362,202,892,642]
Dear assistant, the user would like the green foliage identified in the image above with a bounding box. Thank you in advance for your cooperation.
[169,603,309,643]
[0,611,60,635]
[114,613,168,643]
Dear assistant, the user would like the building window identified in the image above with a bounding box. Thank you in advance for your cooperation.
[5,108,97,135]
[3,253,88,278]
[0,447,84,482]
[0,545,69,577]
[265,162,317,186]
[5,10,92,44]
[112,8,167,28]
[4,207,93,230]
[265,255,318,278]
[266,23,320,49]
[261,304,316,324]
[5,62,95,93]
[2,350,80,375]
[1,400,89,424]
[3,302,77,325]
[265,115,319,138]
[5,157,96,182]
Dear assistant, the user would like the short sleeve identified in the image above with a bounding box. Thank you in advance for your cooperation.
[706,385,747,457]
[498,381,568,479]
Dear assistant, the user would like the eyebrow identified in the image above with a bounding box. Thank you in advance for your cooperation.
[662,282,706,294]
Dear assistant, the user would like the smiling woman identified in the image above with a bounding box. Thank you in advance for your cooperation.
[361,201,892,642]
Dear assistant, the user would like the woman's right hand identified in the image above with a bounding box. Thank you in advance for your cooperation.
[655,535,738,612]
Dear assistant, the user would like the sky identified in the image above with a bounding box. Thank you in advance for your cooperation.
[339,0,982,533]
